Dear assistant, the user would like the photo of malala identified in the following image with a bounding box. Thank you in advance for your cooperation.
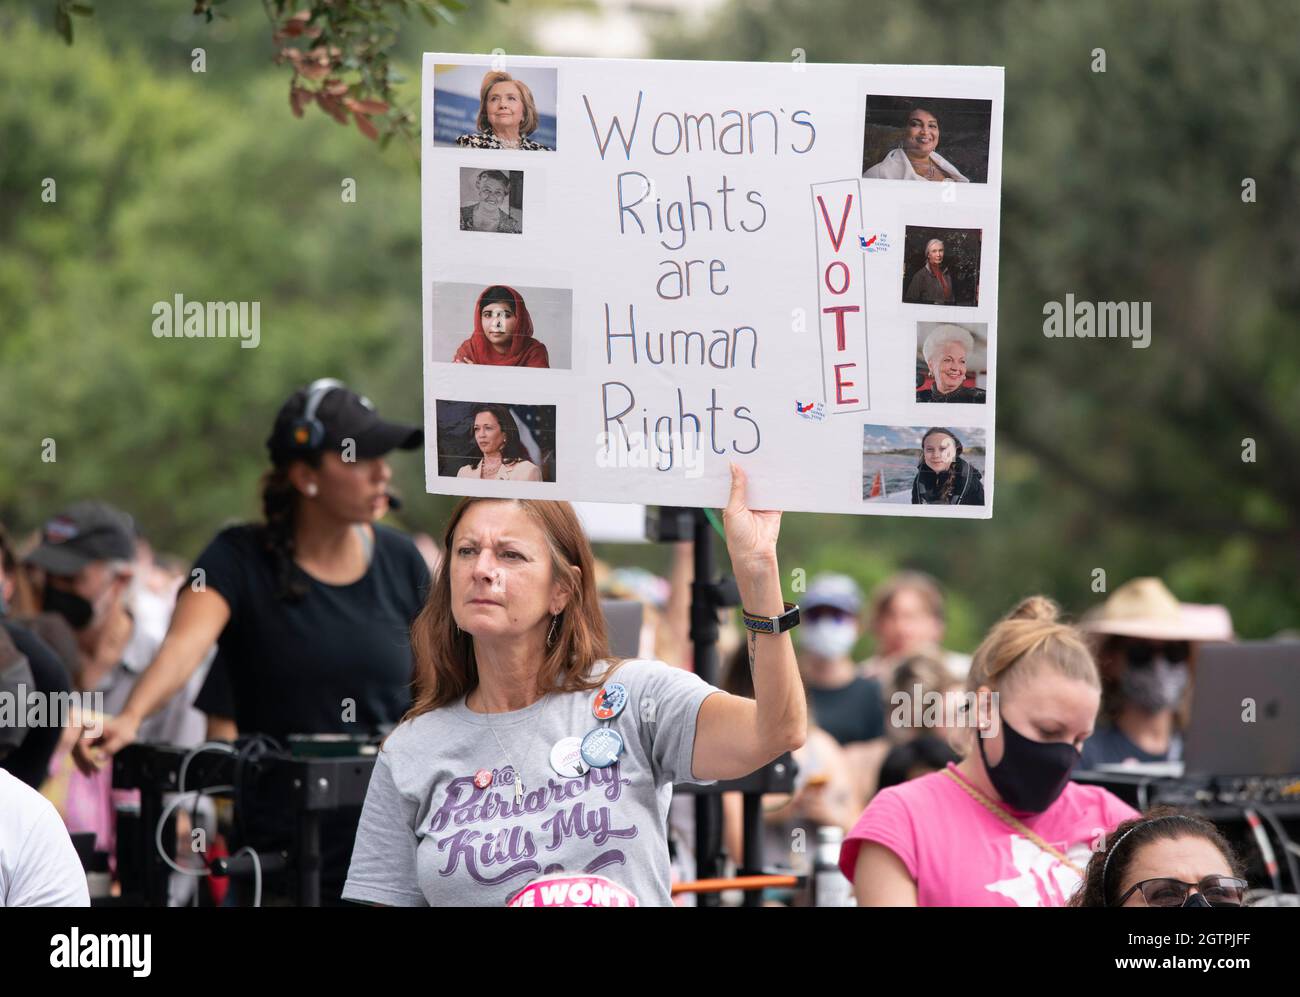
[862,425,986,506]
[430,281,573,370]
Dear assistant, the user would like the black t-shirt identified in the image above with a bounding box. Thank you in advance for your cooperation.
[808,676,886,746]
[192,523,430,740]
[189,523,430,903]
[1,620,74,788]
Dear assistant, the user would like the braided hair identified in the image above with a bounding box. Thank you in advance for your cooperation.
[921,427,962,503]
[260,383,326,603]
[259,456,320,602]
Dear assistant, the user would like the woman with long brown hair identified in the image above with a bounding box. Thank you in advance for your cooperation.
[344,464,807,906]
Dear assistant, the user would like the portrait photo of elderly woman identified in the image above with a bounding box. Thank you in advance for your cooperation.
[861,95,992,183]
[916,323,987,404]
[453,285,549,367]
[902,226,982,307]
[454,70,554,151]
[906,239,956,305]
[459,169,523,234]
[911,427,985,506]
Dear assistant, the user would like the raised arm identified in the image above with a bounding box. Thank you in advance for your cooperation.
[691,463,806,782]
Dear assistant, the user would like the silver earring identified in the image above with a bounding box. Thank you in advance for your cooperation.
[305,483,318,497]
[546,614,559,648]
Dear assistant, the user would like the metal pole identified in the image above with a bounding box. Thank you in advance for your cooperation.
[691,509,723,906]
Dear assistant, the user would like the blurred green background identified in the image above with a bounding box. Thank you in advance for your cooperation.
[2,0,1296,653]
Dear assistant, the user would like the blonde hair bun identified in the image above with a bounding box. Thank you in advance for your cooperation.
[1005,595,1061,624]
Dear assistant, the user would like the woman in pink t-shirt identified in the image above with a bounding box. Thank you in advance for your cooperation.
[840,596,1140,907]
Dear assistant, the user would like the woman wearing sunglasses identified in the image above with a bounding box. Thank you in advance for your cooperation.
[1078,578,1233,769]
[1070,807,1247,907]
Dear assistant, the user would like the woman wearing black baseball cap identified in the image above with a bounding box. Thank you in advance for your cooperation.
[77,379,429,904]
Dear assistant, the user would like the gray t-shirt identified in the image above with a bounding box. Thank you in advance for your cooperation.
[343,658,720,907]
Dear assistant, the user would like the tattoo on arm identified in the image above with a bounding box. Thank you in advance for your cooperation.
[747,629,757,675]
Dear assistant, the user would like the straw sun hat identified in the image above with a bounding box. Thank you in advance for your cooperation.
[1080,578,1234,642]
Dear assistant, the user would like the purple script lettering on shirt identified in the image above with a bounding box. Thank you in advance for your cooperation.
[429,764,638,886]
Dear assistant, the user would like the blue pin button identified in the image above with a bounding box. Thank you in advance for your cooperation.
[592,682,628,721]
[580,727,624,769]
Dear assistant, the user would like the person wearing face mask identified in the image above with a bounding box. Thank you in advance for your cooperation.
[841,596,1140,907]
[1078,578,1232,770]
[25,503,209,751]
[21,502,210,869]
[796,574,886,748]
[1070,807,1247,907]
[452,285,549,368]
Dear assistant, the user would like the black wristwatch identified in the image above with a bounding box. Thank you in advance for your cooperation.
[741,602,800,635]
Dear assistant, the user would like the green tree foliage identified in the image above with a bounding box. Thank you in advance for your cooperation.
[652,0,1300,639]
[2,2,1295,651]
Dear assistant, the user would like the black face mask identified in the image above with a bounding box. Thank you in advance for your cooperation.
[43,583,95,630]
[1182,891,1212,907]
[978,717,1080,813]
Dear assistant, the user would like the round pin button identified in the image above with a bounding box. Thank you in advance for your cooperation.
[473,768,493,789]
[549,737,589,779]
[592,682,628,721]
[580,728,624,769]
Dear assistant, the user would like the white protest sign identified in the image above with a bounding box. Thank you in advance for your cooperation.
[422,54,1003,517]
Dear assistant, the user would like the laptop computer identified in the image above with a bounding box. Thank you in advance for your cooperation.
[1184,641,1300,777]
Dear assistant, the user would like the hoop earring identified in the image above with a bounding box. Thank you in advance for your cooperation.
[546,614,559,648]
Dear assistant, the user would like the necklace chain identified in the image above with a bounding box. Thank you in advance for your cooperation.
[476,690,549,805]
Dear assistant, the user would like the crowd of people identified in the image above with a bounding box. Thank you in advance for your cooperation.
[0,378,1266,908]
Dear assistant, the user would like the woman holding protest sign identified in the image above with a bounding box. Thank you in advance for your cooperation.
[452,285,549,367]
[910,427,984,505]
[455,71,553,151]
[343,463,807,906]
[841,596,1139,907]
